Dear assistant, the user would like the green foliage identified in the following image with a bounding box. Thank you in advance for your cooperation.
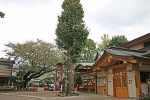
[140,96,150,100]
[0,12,5,18]
[97,34,110,51]
[39,77,54,87]
[28,82,33,87]
[39,83,44,87]
[0,88,14,92]
[4,39,63,88]
[74,76,81,85]
[80,39,96,61]
[55,0,89,63]
[109,35,128,47]
[10,76,18,85]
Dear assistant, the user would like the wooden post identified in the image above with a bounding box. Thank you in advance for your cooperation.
[133,63,141,98]
[105,71,108,95]
[95,73,97,94]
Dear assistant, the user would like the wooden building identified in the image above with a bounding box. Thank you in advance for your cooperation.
[0,58,15,87]
[74,61,96,93]
[93,33,150,98]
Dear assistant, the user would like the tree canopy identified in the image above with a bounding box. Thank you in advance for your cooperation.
[109,35,128,47]
[80,39,96,61]
[97,34,110,51]
[0,12,5,18]
[55,0,89,93]
[55,0,89,63]
[4,39,63,88]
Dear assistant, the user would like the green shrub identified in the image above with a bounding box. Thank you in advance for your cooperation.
[0,88,14,92]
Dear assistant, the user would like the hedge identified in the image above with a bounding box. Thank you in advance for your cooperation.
[0,88,14,92]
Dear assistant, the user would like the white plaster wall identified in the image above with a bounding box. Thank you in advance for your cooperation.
[130,44,143,50]
[97,71,105,77]
[141,83,148,95]
[127,72,136,98]
[139,65,150,71]
[108,69,113,73]
[107,69,113,96]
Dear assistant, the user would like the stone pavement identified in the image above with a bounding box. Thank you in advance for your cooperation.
[0,91,138,100]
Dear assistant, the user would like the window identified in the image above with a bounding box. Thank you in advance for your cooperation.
[0,65,10,70]
[140,72,150,82]
[144,41,150,48]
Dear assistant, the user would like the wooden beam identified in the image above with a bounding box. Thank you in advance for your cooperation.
[106,63,130,69]
[135,57,150,64]
[100,67,107,72]
[93,54,109,70]
[111,56,136,63]
[133,63,141,98]
[105,71,108,95]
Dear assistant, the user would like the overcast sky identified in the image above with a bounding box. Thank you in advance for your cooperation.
[0,0,150,57]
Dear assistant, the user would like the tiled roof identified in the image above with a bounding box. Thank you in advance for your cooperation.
[77,62,95,67]
[107,47,150,59]
[74,61,95,72]
[97,50,104,56]
[92,47,150,69]
[0,58,15,63]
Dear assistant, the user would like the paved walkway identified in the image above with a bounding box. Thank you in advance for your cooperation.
[0,91,138,100]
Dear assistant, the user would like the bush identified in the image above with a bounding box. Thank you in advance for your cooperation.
[139,96,150,100]
[0,88,14,92]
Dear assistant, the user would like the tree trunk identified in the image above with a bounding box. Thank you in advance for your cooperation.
[67,56,74,93]
[23,80,28,88]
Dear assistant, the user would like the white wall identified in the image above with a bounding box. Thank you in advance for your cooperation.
[127,72,136,98]
[141,83,148,96]
[107,69,113,96]
[97,71,105,77]
[130,44,143,50]
[139,65,150,71]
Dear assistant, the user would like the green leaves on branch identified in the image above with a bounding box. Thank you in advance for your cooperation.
[0,12,5,18]
[55,0,89,63]
[4,39,63,87]
[80,39,96,61]
[97,34,110,51]
[109,35,128,47]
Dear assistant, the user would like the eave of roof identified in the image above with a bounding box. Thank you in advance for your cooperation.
[120,33,150,48]
[0,58,15,64]
[92,47,150,69]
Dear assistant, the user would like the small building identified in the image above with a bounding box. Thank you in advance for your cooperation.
[0,58,15,87]
[74,61,96,93]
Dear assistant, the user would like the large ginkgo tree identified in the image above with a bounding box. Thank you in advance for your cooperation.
[55,0,89,93]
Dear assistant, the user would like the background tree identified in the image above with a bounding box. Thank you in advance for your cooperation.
[80,39,96,61]
[55,0,89,92]
[109,35,128,47]
[39,77,54,87]
[0,12,5,18]
[97,34,110,51]
[4,39,63,88]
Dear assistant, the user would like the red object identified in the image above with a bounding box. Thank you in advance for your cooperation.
[32,87,38,91]
[44,87,49,91]
[54,63,63,91]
